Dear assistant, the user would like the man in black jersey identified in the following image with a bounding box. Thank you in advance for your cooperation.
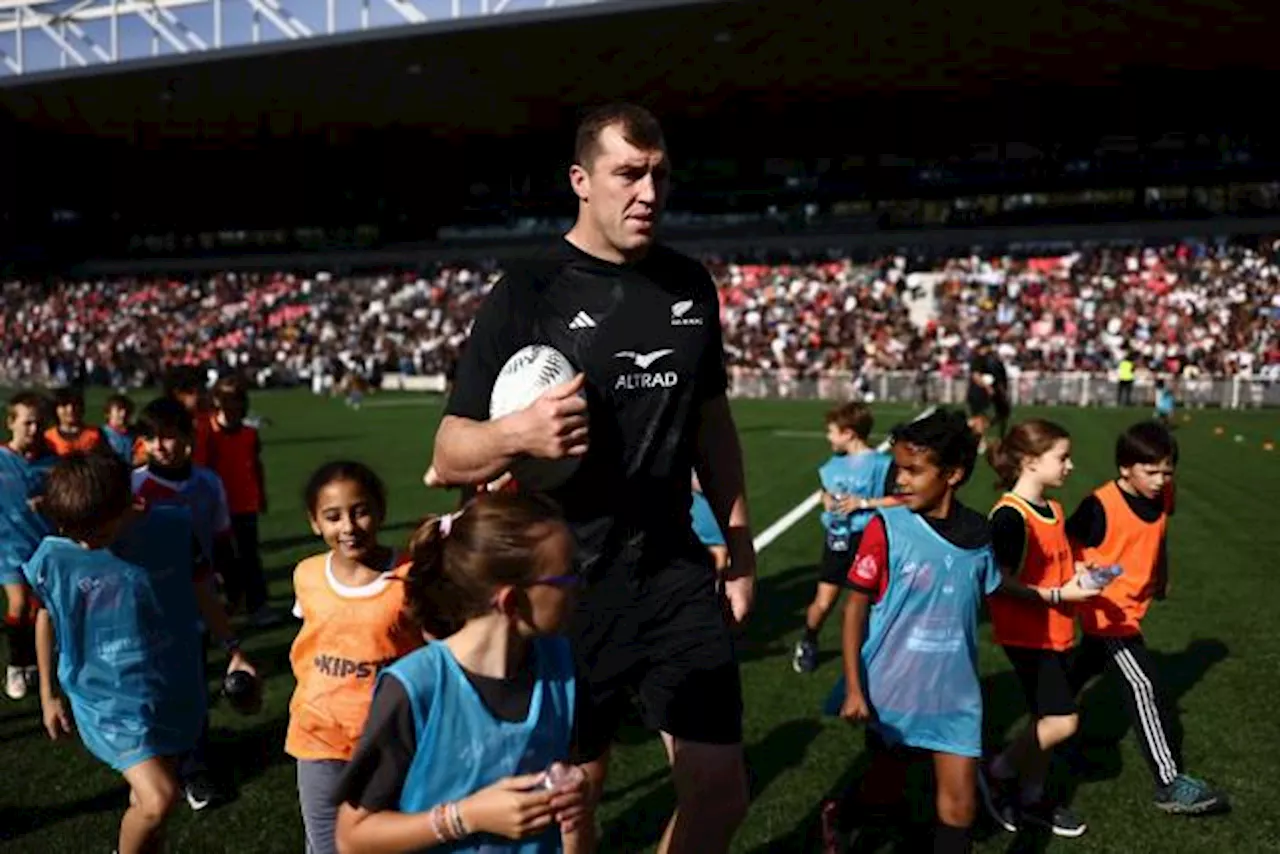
[967,339,1010,446]
[428,104,755,854]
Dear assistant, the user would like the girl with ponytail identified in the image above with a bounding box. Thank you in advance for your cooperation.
[979,421,1100,839]
[335,491,596,854]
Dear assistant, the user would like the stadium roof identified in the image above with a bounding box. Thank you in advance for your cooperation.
[5,0,1280,152]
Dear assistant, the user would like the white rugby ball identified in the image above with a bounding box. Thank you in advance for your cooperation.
[489,345,583,491]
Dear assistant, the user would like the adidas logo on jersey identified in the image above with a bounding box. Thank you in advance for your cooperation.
[568,311,597,330]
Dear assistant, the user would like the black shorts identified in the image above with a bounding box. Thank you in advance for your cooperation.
[819,533,862,586]
[967,386,992,417]
[1003,646,1077,718]
[570,560,742,752]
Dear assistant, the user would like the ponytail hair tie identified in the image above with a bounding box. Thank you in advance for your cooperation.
[439,510,462,538]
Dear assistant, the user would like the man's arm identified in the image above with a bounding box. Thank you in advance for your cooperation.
[427,277,588,487]
[695,394,753,571]
[695,394,755,624]
[431,376,588,487]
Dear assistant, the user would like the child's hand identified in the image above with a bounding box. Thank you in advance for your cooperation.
[840,687,871,723]
[546,764,590,832]
[41,695,73,740]
[459,774,556,840]
[1058,576,1101,603]
[837,496,863,515]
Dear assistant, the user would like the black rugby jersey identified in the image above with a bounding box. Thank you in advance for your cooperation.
[445,238,728,583]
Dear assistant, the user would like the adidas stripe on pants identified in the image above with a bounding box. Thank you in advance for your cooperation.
[1069,633,1182,787]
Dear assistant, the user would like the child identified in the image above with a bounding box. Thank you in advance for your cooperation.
[1066,422,1228,816]
[287,461,424,854]
[691,470,729,573]
[334,492,598,854]
[102,394,136,463]
[132,396,237,811]
[2,392,52,700]
[204,376,277,627]
[164,365,214,464]
[26,452,256,854]
[1153,380,1176,427]
[978,420,1099,838]
[44,386,104,457]
[836,409,999,853]
[794,402,898,675]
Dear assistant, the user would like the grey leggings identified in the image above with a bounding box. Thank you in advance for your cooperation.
[297,759,348,854]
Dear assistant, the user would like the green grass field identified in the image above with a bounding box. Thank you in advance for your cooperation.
[2,392,1278,853]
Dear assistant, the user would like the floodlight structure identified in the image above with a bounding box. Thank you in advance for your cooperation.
[0,0,607,76]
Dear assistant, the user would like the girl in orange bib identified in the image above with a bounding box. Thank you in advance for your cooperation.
[978,420,1099,839]
[287,462,424,854]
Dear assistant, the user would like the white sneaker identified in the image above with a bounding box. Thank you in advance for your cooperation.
[5,666,27,700]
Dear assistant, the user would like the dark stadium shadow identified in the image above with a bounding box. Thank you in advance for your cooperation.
[206,712,294,799]
[0,722,43,745]
[261,434,363,447]
[1066,638,1229,793]
[736,563,824,665]
[742,738,949,854]
[0,788,131,843]
[599,718,825,852]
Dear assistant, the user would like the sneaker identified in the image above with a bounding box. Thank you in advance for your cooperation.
[792,638,818,674]
[976,761,1019,834]
[1021,800,1088,838]
[247,606,282,629]
[5,666,27,700]
[1154,774,1229,816]
[184,775,219,811]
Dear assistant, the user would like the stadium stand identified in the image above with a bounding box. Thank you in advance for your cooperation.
[3,241,1276,395]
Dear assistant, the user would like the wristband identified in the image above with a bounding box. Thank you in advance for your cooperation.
[449,801,468,839]
[429,804,450,842]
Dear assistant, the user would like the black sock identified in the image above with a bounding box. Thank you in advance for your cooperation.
[5,618,35,669]
[803,627,819,646]
[933,824,970,854]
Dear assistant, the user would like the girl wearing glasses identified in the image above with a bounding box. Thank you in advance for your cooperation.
[334,491,596,854]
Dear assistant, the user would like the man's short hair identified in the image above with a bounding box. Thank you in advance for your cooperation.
[573,103,665,171]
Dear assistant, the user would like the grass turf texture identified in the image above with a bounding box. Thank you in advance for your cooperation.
[1,391,1278,853]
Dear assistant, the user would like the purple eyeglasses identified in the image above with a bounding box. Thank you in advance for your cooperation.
[527,573,582,589]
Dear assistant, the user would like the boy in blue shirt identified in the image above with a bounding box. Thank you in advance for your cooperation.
[28,452,255,854]
[1153,379,1176,427]
[102,394,137,463]
[836,409,1000,853]
[3,390,53,700]
[794,402,898,674]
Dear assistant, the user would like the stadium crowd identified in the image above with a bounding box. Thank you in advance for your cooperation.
[2,241,1278,390]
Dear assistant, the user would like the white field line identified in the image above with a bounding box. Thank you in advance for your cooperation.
[752,405,937,553]
[359,398,442,408]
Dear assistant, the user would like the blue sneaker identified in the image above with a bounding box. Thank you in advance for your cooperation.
[1154,774,1229,816]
